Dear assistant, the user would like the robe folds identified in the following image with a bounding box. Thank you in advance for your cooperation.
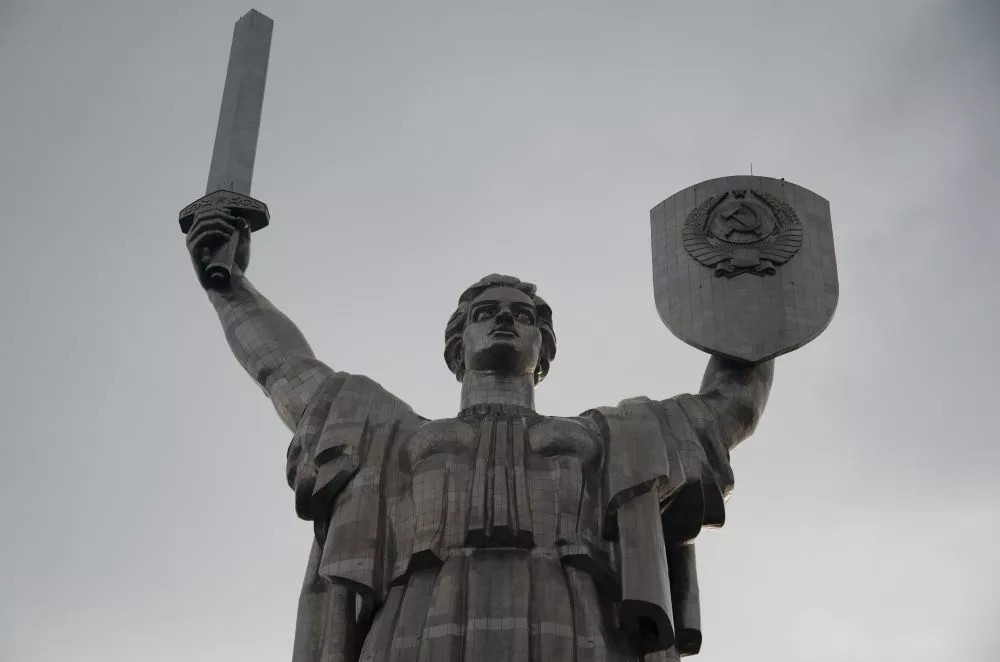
[285,374,735,662]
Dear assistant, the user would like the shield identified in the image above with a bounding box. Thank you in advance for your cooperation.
[650,176,838,363]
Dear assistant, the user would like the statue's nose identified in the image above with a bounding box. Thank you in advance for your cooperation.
[496,309,514,325]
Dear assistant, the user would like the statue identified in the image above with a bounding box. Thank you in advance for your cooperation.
[183,180,838,662]
[180,14,839,658]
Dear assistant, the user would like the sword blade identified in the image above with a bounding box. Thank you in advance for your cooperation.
[206,9,273,196]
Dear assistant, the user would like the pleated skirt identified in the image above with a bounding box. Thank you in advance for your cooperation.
[358,546,650,662]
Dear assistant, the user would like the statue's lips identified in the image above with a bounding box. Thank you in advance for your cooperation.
[489,329,518,340]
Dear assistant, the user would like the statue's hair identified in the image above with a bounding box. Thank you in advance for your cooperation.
[444,274,557,383]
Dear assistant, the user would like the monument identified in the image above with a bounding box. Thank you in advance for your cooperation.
[180,11,838,662]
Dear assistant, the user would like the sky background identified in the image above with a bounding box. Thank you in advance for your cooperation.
[2,0,998,660]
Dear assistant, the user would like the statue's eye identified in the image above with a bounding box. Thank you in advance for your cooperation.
[473,306,494,322]
[515,311,535,325]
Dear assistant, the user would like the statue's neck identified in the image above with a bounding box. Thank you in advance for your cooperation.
[460,371,535,411]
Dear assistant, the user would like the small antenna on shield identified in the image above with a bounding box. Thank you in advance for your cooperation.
[750,162,753,175]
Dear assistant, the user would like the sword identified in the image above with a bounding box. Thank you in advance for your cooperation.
[179,9,273,289]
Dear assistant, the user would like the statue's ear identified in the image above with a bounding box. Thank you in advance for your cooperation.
[443,336,465,380]
[451,348,466,382]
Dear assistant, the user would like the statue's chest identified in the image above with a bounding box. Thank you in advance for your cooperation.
[391,413,605,550]
[401,414,602,471]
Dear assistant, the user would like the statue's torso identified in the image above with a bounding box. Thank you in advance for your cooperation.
[299,381,742,661]
[355,408,637,661]
[386,408,611,582]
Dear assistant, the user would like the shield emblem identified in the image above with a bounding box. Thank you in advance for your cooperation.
[650,176,838,363]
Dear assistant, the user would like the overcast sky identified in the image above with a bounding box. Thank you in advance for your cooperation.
[2,1,998,660]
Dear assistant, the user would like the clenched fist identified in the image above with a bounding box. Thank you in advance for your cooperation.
[185,208,251,287]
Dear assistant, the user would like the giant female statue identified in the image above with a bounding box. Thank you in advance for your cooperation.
[185,206,774,662]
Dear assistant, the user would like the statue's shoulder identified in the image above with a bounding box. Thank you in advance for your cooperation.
[310,371,424,426]
[578,395,708,447]
[588,393,707,419]
[580,395,663,422]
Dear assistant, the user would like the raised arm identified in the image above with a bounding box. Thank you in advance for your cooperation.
[186,208,336,432]
[207,274,336,431]
[696,355,774,451]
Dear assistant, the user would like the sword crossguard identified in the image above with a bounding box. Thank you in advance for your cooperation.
[178,189,270,234]
[179,189,269,288]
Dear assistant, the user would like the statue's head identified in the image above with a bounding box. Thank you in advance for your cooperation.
[444,274,557,384]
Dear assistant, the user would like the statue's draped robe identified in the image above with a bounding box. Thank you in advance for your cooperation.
[286,373,742,662]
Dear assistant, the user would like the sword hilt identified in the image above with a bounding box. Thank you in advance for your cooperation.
[200,236,239,288]
[179,189,270,288]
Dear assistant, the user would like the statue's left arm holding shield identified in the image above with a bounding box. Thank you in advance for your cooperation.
[692,355,774,455]
[653,355,774,537]
[594,353,773,655]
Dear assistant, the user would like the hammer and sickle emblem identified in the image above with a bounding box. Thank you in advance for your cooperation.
[718,204,763,238]
[682,189,803,278]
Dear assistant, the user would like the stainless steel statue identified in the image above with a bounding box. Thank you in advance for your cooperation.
[181,13,837,662]
[185,182,837,660]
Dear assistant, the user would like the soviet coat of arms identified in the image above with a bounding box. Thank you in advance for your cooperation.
[682,189,802,278]
[651,175,838,363]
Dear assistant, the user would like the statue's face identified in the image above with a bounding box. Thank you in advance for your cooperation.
[462,286,542,377]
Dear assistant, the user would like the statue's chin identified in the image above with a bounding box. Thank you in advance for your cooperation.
[467,343,532,375]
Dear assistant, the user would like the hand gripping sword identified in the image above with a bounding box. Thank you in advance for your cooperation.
[179,9,273,288]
